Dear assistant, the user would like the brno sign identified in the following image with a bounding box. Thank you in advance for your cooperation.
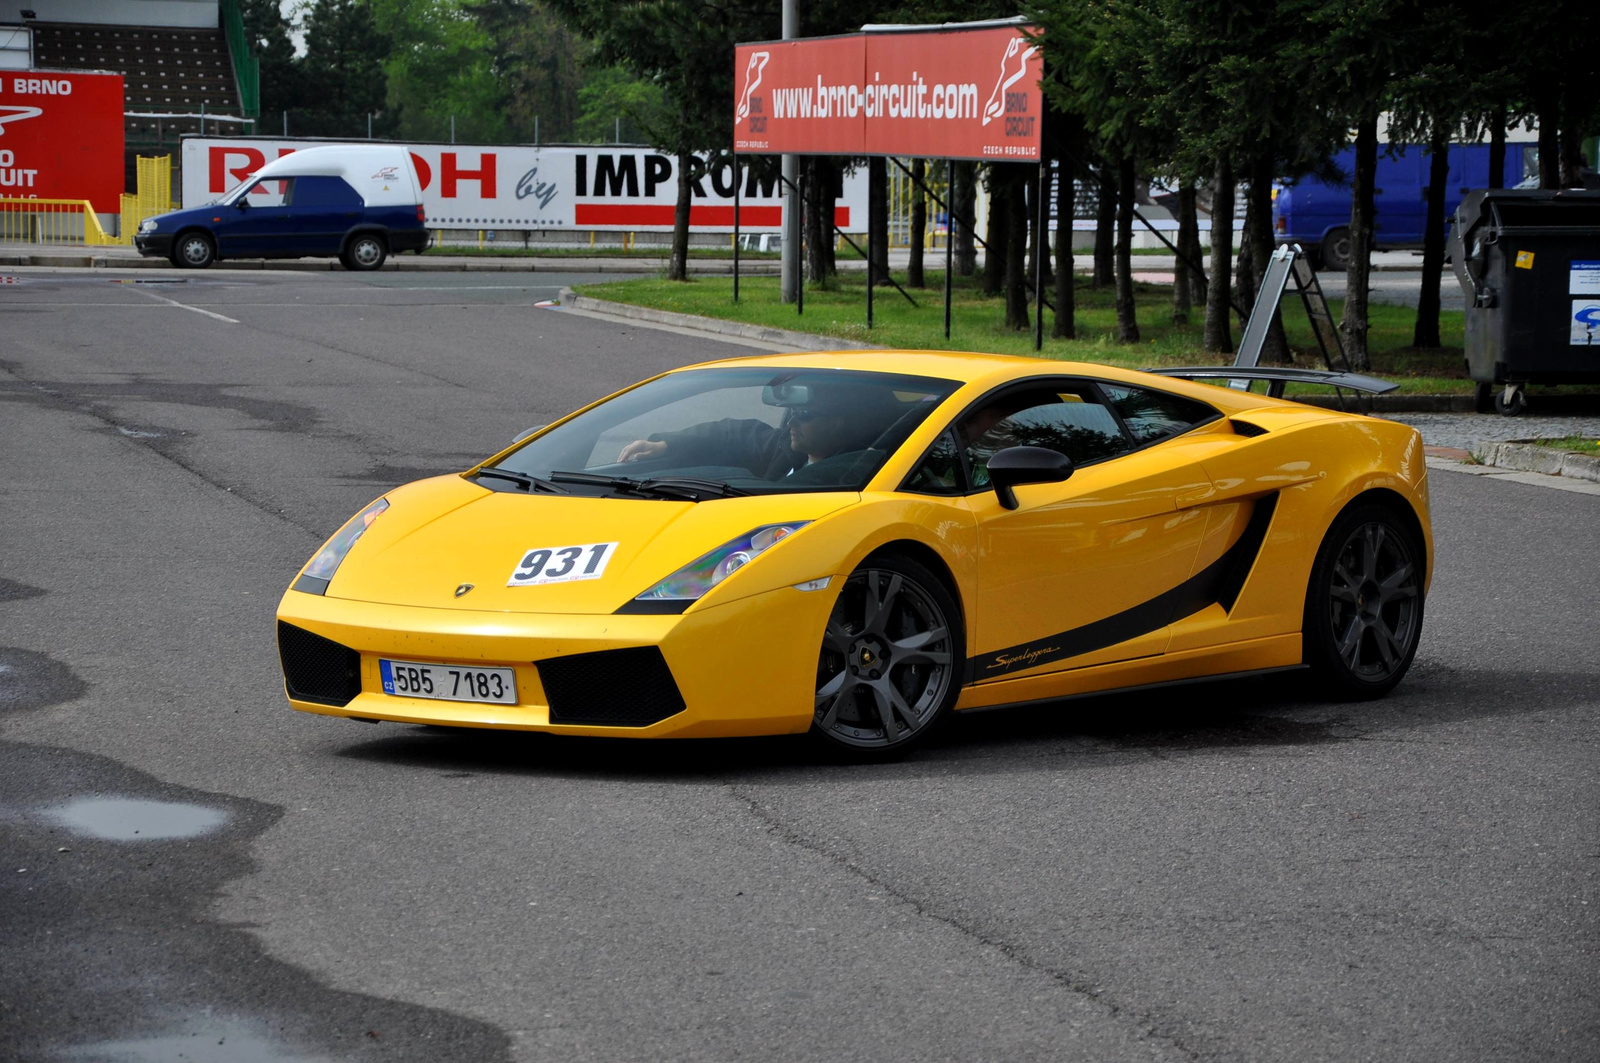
[734,23,1042,161]
[0,71,125,211]
[182,139,867,232]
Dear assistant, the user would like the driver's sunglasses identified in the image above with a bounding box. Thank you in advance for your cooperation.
[789,408,836,422]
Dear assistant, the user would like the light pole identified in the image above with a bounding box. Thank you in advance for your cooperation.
[780,0,800,304]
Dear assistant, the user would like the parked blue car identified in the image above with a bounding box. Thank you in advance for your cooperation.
[136,144,429,270]
[1274,142,1533,270]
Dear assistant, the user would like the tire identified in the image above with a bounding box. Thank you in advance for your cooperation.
[1302,503,1425,700]
[343,233,387,271]
[811,555,963,758]
[173,231,215,269]
[1494,386,1525,416]
[1321,228,1352,272]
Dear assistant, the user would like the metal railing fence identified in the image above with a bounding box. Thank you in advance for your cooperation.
[0,199,119,246]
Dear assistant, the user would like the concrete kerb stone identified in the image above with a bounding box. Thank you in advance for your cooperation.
[0,248,783,275]
[559,288,883,353]
[1470,441,1600,483]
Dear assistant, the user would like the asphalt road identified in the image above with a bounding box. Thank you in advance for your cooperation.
[2,269,1596,1063]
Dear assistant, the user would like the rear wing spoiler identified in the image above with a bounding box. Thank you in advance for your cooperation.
[1145,366,1398,399]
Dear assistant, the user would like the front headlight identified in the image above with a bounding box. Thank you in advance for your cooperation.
[634,523,809,603]
[292,499,389,594]
[138,218,159,233]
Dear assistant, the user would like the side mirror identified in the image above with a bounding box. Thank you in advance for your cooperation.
[512,425,545,443]
[235,199,250,211]
[987,446,1073,510]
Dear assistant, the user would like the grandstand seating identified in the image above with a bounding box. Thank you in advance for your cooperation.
[29,22,247,147]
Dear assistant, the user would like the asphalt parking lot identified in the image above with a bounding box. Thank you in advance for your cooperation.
[2,268,1596,1063]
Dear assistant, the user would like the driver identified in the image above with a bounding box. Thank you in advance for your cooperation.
[617,382,896,480]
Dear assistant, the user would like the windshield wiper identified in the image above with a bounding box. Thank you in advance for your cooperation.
[548,471,748,501]
[474,466,567,493]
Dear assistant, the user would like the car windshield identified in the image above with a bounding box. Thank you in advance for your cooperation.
[491,366,960,497]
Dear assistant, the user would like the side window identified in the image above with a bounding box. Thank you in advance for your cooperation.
[245,177,291,208]
[960,385,1130,487]
[903,428,966,495]
[1100,384,1218,445]
[289,176,365,209]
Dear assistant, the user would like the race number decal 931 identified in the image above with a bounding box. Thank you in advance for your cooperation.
[507,542,619,587]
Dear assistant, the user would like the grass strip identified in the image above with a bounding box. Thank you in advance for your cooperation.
[577,269,1481,395]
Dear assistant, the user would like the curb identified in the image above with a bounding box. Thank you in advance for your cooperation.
[559,288,883,352]
[1296,394,1474,412]
[0,251,783,275]
[1469,441,1600,483]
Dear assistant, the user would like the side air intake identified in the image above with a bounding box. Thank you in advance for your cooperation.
[538,646,686,727]
[277,622,362,706]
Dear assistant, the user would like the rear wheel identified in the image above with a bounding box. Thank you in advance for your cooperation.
[1303,503,1424,699]
[811,555,962,758]
[1321,227,1352,272]
[173,231,214,269]
[343,233,387,271]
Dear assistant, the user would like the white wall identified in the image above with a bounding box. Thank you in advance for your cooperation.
[3,0,217,29]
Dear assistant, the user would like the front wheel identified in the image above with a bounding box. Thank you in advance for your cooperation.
[343,234,387,271]
[173,231,215,269]
[811,555,963,758]
[1302,503,1424,700]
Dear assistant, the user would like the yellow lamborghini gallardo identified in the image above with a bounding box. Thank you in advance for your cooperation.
[276,351,1431,757]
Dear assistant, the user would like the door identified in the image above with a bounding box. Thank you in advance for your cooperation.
[944,380,1220,681]
[214,177,298,257]
[283,175,366,256]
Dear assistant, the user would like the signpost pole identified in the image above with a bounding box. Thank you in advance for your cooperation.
[1035,157,1047,351]
[866,176,875,329]
[779,0,799,305]
[945,159,954,340]
[797,169,805,316]
[733,152,741,303]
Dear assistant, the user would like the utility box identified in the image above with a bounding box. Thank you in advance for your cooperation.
[1450,189,1600,414]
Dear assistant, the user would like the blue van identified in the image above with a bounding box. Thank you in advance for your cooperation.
[1273,142,1532,269]
[135,144,429,270]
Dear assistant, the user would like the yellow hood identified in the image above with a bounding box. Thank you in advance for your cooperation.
[324,475,856,614]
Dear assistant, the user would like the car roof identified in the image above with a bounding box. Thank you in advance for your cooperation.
[251,144,419,207]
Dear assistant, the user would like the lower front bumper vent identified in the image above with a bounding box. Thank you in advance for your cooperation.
[538,646,686,727]
[278,621,362,707]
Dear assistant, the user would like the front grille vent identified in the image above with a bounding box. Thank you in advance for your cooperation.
[277,622,362,706]
[538,646,686,727]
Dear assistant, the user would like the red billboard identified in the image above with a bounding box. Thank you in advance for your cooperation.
[0,71,125,212]
[734,24,1041,161]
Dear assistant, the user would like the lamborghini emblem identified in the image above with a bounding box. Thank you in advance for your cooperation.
[454,583,475,598]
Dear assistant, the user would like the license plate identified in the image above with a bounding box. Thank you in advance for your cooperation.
[379,658,517,704]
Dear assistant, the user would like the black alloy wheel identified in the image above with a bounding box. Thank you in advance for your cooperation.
[1303,503,1424,699]
[812,555,962,757]
[1320,227,1353,272]
[173,232,215,269]
[343,234,388,271]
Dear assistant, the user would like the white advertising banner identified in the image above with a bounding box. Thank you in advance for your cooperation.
[180,138,867,232]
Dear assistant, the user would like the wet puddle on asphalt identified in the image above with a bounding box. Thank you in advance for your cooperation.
[59,1017,332,1063]
[44,796,228,840]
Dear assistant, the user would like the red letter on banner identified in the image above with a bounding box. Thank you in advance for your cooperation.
[211,147,263,194]
[441,153,496,199]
